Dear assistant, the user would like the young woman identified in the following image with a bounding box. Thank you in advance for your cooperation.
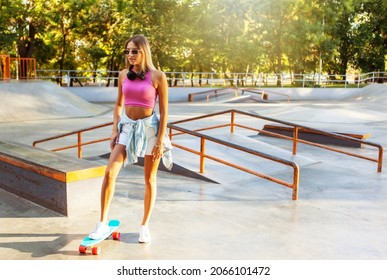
[88,34,171,243]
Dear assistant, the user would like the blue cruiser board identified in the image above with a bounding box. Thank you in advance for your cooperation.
[79,220,120,255]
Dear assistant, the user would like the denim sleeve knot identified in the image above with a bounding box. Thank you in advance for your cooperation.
[118,112,173,170]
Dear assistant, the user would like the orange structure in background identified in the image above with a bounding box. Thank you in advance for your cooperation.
[0,54,11,80]
[0,54,36,80]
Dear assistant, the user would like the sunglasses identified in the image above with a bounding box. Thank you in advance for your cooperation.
[124,49,140,55]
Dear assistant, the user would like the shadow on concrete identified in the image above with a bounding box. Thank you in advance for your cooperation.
[88,153,219,184]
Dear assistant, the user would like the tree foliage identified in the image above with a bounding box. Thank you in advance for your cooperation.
[1,0,386,75]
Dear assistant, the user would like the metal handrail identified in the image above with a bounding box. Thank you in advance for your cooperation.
[242,111,383,172]
[188,87,238,102]
[169,109,383,173]
[168,123,300,200]
[240,88,291,102]
[32,122,113,158]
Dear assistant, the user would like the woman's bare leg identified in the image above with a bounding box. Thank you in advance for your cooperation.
[141,155,161,226]
[99,144,126,222]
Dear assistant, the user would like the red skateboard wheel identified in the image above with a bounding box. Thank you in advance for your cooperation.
[79,245,87,254]
[92,246,101,255]
[112,231,121,240]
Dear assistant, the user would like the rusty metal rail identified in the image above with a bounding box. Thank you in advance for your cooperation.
[240,88,291,102]
[169,109,383,173]
[32,122,113,158]
[168,123,300,200]
[238,110,383,172]
[188,87,238,102]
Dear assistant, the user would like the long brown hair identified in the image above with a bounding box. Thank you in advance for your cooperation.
[125,34,156,72]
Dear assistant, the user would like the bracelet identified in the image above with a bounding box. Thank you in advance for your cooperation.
[155,143,163,148]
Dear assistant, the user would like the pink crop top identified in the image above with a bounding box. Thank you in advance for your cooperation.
[122,70,157,108]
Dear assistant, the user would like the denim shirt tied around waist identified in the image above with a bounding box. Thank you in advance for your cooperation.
[117,112,173,170]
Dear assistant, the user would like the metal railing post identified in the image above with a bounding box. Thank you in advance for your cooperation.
[199,137,206,173]
[292,126,299,155]
[77,132,82,158]
[169,127,173,141]
[230,111,235,133]
[378,148,383,172]
[292,164,300,200]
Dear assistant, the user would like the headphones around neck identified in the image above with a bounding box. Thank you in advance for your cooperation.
[127,65,146,81]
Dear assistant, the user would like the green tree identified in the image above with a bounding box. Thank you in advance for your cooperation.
[0,0,48,58]
[252,0,300,85]
[1,0,386,82]
[74,0,128,85]
[351,0,387,73]
[0,0,20,54]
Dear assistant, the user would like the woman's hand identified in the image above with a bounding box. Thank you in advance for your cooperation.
[152,142,163,162]
[110,132,119,150]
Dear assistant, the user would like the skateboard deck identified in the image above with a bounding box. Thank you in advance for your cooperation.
[79,220,120,255]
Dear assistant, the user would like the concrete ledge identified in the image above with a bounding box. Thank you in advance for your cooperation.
[188,88,237,102]
[261,124,370,148]
[0,141,106,216]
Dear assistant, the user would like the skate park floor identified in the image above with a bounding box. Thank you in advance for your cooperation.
[0,81,386,276]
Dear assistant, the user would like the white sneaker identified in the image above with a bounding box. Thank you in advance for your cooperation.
[88,222,110,240]
[138,225,151,243]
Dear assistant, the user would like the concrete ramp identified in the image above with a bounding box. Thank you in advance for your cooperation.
[250,85,387,125]
[0,80,110,122]
[224,84,386,103]
[347,84,387,103]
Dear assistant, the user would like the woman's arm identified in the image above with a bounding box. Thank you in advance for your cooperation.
[110,70,126,149]
[153,69,169,146]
